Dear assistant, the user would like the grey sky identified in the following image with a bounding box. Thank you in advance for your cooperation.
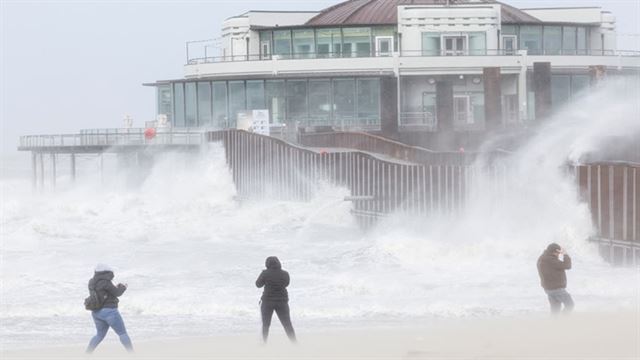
[1,0,639,153]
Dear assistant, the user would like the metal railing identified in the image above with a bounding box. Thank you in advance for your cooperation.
[186,49,640,64]
[18,128,205,150]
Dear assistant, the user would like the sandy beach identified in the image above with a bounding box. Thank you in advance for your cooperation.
[3,311,638,360]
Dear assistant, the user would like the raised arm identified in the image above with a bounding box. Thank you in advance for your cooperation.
[256,271,266,288]
[104,281,126,297]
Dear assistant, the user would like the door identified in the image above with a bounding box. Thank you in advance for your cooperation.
[453,95,472,124]
[502,35,517,55]
[261,41,271,60]
[375,36,394,57]
[442,35,466,56]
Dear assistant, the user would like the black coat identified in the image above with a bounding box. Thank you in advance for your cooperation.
[537,250,572,290]
[256,257,289,302]
[88,271,126,309]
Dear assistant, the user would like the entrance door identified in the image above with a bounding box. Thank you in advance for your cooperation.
[501,35,517,55]
[454,95,472,124]
[443,35,466,56]
[375,36,394,57]
[261,41,271,60]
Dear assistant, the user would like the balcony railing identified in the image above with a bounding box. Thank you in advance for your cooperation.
[187,49,640,64]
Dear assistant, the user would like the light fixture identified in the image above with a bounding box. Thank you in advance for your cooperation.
[428,78,436,84]
[472,77,481,84]
[459,75,464,79]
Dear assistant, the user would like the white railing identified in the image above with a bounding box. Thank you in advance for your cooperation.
[19,128,205,149]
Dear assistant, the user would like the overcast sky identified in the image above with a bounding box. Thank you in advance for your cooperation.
[1,0,639,153]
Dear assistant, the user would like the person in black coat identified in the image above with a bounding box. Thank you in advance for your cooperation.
[255,256,296,342]
[86,264,133,353]
[537,243,574,314]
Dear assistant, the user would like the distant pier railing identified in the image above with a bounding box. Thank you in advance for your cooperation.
[298,131,510,165]
[19,128,204,152]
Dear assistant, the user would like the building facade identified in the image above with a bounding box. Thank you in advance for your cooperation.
[146,0,640,150]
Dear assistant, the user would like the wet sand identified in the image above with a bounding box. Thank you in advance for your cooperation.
[3,311,639,359]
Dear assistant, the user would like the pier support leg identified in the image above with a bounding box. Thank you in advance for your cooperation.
[31,152,37,189]
[100,154,104,184]
[70,153,76,182]
[51,153,56,188]
[39,153,45,189]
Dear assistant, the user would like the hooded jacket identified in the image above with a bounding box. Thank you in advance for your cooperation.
[255,257,289,302]
[537,249,572,290]
[88,271,126,309]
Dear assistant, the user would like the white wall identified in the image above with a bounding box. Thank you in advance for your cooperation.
[521,7,602,23]
[398,4,501,53]
[221,11,319,60]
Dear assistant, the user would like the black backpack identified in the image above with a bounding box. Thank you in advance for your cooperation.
[84,281,107,311]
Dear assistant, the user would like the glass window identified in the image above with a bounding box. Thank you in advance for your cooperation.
[562,26,577,55]
[356,78,380,126]
[520,25,542,55]
[422,33,441,56]
[266,80,286,124]
[333,78,356,127]
[342,28,371,57]
[273,30,292,59]
[308,79,331,126]
[551,75,571,108]
[197,82,212,127]
[577,27,587,54]
[470,93,485,125]
[228,81,246,128]
[373,26,396,52]
[212,82,228,128]
[246,80,265,110]
[501,25,517,36]
[571,75,590,96]
[469,32,486,55]
[259,31,272,59]
[173,83,185,127]
[157,85,173,124]
[286,80,308,124]
[185,82,197,127]
[543,26,562,55]
[292,29,315,59]
[316,28,341,58]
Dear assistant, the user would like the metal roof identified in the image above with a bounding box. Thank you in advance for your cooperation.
[305,0,541,26]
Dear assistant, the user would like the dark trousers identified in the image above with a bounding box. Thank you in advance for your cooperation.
[261,300,296,342]
[545,288,574,314]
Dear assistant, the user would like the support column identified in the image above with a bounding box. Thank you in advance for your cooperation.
[31,152,37,189]
[51,153,56,188]
[100,154,104,184]
[533,62,552,121]
[483,67,502,131]
[381,76,398,137]
[70,153,76,182]
[436,81,454,131]
[39,153,45,188]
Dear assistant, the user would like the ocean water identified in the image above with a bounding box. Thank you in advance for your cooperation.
[1,81,639,349]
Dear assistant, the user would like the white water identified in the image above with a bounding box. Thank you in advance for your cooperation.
[1,80,639,349]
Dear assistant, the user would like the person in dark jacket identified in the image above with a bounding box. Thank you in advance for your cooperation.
[256,256,296,343]
[86,264,133,353]
[537,243,574,314]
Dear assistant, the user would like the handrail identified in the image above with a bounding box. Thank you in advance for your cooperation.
[18,129,205,150]
[186,49,640,64]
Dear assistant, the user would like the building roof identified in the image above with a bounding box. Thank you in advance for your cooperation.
[305,0,541,26]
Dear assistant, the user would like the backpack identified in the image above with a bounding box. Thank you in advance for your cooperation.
[84,281,107,311]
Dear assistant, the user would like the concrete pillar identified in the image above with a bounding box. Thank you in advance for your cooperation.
[381,76,398,137]
[436,81,454,131]
[533,62,552,121]
[51,153,56,188]
[483,67,502,131]
[31,152,37,189]
[39,153,45,188]
[70,153,76,182]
